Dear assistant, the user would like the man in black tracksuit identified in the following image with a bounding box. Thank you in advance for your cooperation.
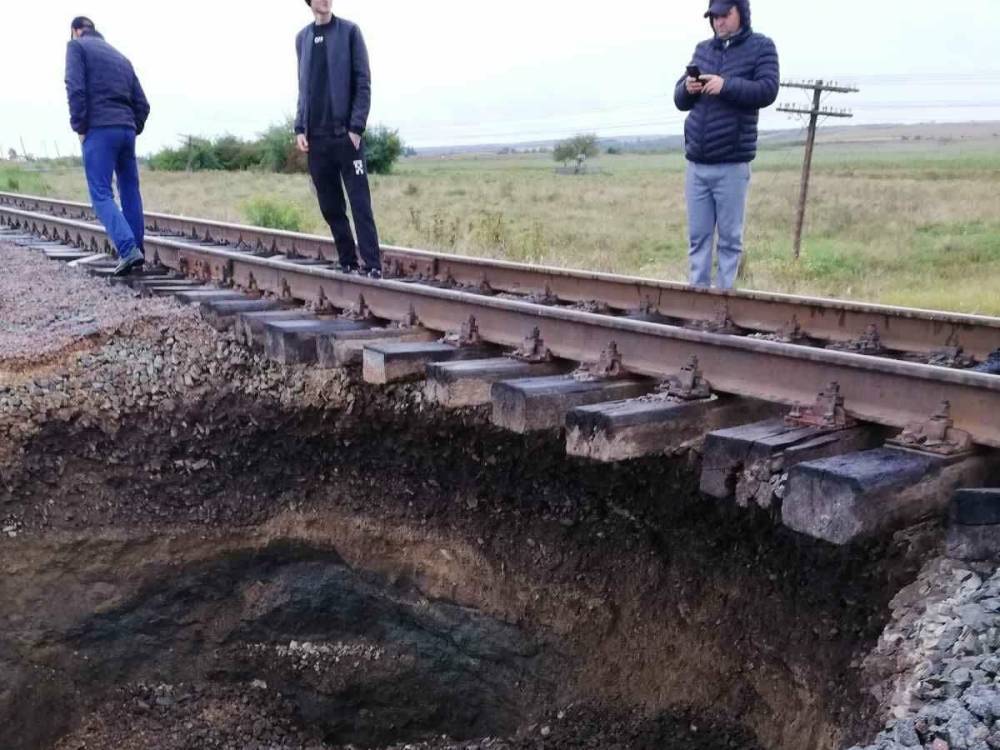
[295,0,381,277]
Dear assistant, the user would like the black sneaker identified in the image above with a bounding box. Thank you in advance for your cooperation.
[974,349,1000,375]
[366,268,383,280]
[112,255,144,277]
[338,264,359,275]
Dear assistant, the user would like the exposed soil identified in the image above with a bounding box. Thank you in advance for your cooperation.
[0,239,942,750]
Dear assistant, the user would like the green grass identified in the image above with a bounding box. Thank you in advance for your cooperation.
[243,197,304,232]
[0,166,51,196]
[25,136,1000,316]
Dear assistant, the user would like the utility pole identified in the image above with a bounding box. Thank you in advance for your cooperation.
[183,134,195,173]
[777,80,858,259]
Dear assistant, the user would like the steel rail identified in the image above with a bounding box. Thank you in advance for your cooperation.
[2,190,998,360]
[4,205,1000,448]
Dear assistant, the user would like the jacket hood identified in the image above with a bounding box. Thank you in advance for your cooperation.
[709,0,751,33]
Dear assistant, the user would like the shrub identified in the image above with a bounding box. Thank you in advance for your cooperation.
[243,198,304,232]
[364,126,404,175]
[145,119,405,175]
[148,137,223,172]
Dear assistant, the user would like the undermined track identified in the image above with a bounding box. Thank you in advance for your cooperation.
[1,198,998,449]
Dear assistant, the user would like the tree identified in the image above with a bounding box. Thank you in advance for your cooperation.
[553,133,599,165]
[363,126,404,175]
[257,119,300,173]
[213,135,260,171]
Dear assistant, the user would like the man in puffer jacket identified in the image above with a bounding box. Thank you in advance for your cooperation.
[674,0,779,289]
[64,16,150,276]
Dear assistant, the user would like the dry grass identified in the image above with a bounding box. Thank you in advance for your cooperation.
[35,138,1000,316]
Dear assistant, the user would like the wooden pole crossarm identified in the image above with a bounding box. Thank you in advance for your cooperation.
[777,107,854,118]
[780,81,860,94]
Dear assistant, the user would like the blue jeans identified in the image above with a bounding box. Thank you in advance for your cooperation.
[685,161,752,289]
[82,126,144,261]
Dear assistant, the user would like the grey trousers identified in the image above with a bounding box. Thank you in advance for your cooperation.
[685,161,752,289]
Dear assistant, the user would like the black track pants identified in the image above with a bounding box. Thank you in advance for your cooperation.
[307,135,381,271]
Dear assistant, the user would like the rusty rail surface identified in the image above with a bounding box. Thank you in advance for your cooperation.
[2,190,998,360]
[4,205,1000,449]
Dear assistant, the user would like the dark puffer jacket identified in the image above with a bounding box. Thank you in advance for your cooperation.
[65,30,150,135]
[674,0,779,164]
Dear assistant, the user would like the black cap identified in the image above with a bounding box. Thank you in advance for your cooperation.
[704,1,736,17]
[71,16,95,30]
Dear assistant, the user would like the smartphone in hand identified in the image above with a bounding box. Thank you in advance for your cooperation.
[686,64,702,80]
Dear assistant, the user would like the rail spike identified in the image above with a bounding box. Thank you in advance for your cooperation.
[574,341,624,382]
[510,327,552,363]
[477,275,495,296]
[785,381,856,430]
[443,315,481,347]
[525,285,559,306]
[313,287,335,314]
[925,346,975,369]
[656,355,713,401]
[828,323,886,356]
[342,293,374,322]
[400,304,420,329]
[887,401,974,458]
[688,304,744,335]
[777,316,808,344]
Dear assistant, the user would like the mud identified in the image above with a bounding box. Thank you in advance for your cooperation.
[0,240,942,749]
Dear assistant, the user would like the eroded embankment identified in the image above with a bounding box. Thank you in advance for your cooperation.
[0,241,958,750]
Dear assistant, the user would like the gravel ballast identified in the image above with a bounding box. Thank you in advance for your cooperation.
[0,241,180,369]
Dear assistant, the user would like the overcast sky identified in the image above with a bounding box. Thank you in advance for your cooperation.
[2,0,1000,157]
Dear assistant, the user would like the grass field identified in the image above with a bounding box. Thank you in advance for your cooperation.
[9,129,1000,316]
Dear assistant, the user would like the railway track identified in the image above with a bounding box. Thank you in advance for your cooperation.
[3,191,999,362]
[2,194,998,450]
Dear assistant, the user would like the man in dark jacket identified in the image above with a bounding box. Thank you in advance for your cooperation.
[64,16,150,276]
[295,0,381,277]
[674,0,779,289]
